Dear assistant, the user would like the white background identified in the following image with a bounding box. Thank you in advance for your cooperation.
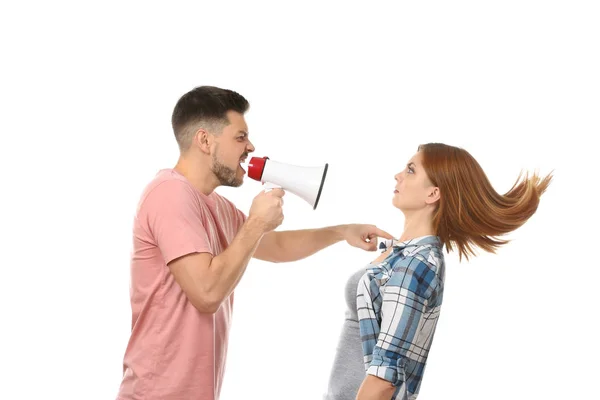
[1,1,598,399]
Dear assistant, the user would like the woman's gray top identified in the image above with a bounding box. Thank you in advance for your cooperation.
[323,266,368,400]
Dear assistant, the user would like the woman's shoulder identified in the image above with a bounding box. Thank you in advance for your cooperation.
[384,237,444,294]
[380,236,444,272]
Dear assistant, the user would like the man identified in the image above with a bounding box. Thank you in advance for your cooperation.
[116,86,392,400]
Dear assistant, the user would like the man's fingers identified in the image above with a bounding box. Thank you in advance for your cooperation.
[357,235,377,251]
[359,241,372,251]
[269,188,286,197]
[373,227,394,240]
[364,241,377,251]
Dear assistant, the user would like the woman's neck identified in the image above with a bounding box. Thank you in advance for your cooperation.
[399,209,435,242]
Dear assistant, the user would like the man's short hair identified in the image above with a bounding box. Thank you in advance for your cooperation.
[171,86,250,150]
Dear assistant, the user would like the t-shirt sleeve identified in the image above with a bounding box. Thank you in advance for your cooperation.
[235,207,247,230]
[143,180,213,264]
[220,194,247,232]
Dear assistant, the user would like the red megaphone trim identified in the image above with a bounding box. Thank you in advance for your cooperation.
[247,156,269,181]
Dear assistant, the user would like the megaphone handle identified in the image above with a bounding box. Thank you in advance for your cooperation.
[263,181,282,192]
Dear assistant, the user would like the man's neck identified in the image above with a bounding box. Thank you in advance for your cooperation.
[174,156,219,196]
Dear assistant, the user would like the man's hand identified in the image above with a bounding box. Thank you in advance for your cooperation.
[247,188,285,233]
[343,224,394,251]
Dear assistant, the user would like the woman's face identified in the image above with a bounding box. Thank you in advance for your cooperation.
[392,151,439,211]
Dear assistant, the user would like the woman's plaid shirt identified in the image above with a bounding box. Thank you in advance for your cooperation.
[357,235,445,400]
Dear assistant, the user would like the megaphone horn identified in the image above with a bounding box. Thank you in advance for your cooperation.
[247,156,328,210]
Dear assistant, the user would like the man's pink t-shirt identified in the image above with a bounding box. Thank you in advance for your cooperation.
[117,169,246,400]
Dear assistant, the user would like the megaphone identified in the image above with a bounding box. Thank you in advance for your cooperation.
[247,156,328,210]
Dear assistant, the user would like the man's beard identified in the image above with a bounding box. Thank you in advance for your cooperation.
[211,153,244,187]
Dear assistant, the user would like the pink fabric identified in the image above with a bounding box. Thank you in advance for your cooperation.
[117,169,246,400]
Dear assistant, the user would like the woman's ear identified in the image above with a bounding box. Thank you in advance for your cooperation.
[426,187,440,204]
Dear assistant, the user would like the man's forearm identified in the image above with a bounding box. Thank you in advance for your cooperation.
[208,217,266,301]
[271,225,348,262]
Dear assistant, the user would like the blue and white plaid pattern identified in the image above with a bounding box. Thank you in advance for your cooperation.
[357,235,445,400]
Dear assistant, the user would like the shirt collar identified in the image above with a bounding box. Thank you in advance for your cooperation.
[379,235,441,253]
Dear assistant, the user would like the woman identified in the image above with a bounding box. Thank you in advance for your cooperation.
[324,143,552,400]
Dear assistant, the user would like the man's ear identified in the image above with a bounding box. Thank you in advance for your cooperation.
[426,186,441,205]
[194,128,212,154]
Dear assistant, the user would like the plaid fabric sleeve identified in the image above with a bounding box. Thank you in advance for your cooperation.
[359,255,439,389]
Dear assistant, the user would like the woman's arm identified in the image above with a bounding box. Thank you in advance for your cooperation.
[356,375,396,400]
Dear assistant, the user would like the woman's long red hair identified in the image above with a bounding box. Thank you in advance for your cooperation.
[419,143,552,261]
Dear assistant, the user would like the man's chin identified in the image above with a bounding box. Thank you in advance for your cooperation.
[221,178,244,188]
